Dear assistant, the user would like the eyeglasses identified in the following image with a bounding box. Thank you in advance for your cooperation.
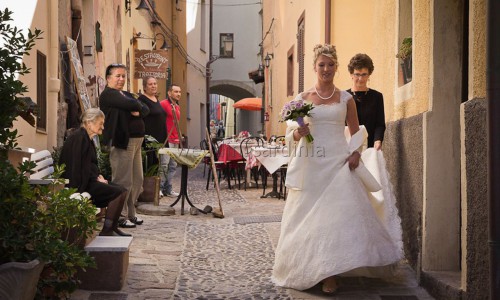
[352,73,370,78]
[352,73,369,78]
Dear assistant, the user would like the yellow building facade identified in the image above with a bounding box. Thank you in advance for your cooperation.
[262,0,488,299]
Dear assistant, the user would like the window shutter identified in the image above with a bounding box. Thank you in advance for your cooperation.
[36,51,47,131]
[297,18,305,93]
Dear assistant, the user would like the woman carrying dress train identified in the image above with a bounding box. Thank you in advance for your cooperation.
[346,53,385,150]
[271,44,403,294]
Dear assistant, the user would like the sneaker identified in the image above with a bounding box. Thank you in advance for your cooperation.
[118,219,136,228]
[166,191,180,198]
[129,216,144,225]
[159,190,164,198]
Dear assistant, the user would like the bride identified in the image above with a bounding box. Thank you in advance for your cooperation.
[271,44,403,294]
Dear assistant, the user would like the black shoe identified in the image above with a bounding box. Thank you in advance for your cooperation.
[113,228,132,236]
[119,219,136,228]
[129,216,144,225]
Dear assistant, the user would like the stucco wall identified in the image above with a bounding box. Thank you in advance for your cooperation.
[15,0,57,151]
[461,98,488,299]
[469,0,486,99]
[392,0,431,120]
[384,115,424,269]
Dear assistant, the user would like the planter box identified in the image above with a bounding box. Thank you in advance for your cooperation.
[0,259,45,300]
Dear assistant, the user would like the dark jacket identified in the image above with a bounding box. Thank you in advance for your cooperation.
[59,127,96,193]
[100,87,150,149]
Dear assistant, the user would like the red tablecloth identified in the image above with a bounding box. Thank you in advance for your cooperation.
[217,144,244,163]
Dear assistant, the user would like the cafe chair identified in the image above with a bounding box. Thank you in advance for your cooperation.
[240,136,266,190]
[204,139,240,190]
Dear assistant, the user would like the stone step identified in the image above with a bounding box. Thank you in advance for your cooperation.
[77,236,133,291]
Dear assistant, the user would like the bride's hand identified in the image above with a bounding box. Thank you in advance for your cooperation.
[293,124,310,141]
[347,151,361,170]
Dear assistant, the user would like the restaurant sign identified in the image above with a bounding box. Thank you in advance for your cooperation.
[134,49,169,79]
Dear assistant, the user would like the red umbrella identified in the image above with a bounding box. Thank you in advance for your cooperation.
[233,97,262,111]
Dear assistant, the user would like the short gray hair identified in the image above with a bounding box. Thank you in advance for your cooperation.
[81,108,104,126]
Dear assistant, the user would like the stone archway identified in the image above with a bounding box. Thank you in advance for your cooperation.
[210,80,263,137]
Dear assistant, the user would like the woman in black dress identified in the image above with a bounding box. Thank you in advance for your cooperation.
[138,76,167,171]
[347,53,386,150]
[59,108,130,236]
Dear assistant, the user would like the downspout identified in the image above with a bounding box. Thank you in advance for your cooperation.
[49,0,61,148]
[488,0,500,298]
[325,0,331,44]
[205,0,213,132]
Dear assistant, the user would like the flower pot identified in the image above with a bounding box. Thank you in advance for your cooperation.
[138,176,160,205]
[0,259,45,300]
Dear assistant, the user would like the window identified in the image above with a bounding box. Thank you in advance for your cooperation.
[36,51,47,131]
[287,46,294,96]
[297,12,305,93]
[398,0,412,86]
[200,0,206,52]
[219,33,234,58]
[95,22,102,52]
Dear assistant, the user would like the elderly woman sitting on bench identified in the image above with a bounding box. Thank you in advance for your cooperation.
[59,108,131,236]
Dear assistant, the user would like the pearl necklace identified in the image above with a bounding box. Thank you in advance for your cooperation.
[315,85,336,100]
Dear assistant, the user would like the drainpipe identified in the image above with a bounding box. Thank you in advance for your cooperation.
[205,0,213,132]
[49,0,61,148]
[487,0,500,298]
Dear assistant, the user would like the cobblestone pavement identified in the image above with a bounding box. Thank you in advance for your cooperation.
[71,165,434,300]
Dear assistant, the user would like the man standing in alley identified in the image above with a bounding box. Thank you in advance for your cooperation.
[160,84,182,198]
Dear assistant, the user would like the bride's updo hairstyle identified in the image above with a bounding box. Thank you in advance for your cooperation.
[313,44,339,67]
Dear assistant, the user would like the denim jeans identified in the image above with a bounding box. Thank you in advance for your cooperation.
[160,143,178,194]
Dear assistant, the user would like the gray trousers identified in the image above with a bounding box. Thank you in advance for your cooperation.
[160,142,178,194]
[110,137,144,219]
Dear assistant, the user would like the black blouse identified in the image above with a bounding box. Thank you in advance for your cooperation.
[347,88,386,148]
[138,94,167,144]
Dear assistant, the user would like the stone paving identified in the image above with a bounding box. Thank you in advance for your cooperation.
[71,165,434,300]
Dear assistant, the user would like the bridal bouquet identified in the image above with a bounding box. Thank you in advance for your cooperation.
[280,99,314,143]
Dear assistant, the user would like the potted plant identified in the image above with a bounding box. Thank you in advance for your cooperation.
[138,135,163,204]
[396,37,412,84]
[0,8,97,299]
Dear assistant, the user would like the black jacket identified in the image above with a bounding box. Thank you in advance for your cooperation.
[59,127,96,193]
[100,87,150,149]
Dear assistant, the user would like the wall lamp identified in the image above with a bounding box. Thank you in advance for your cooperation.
[125,0,131,16]
[133,32,169,50]
[264,52,274,68]
[257,64,264,77]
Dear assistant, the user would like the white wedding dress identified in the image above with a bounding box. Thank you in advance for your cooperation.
[272,91,403,290]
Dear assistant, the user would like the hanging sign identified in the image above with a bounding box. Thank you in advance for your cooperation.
[134,49,169,79]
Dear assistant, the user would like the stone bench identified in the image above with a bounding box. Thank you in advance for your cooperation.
[77,236,133,291]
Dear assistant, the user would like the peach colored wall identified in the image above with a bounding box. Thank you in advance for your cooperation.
[15,0,58,151]
[263,0,434,128]
[262,0,323,137]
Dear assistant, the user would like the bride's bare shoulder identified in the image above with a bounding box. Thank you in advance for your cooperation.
[300,88,315,101]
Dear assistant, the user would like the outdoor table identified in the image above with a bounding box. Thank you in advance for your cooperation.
[247,146,289,198]
[158,148,208,215]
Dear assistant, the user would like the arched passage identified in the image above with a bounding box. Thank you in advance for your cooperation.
[210,80,263,136]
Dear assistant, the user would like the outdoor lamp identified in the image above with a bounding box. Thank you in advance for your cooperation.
[264,53,274,68]
[258,64,264,77]
[125,0,131,16]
